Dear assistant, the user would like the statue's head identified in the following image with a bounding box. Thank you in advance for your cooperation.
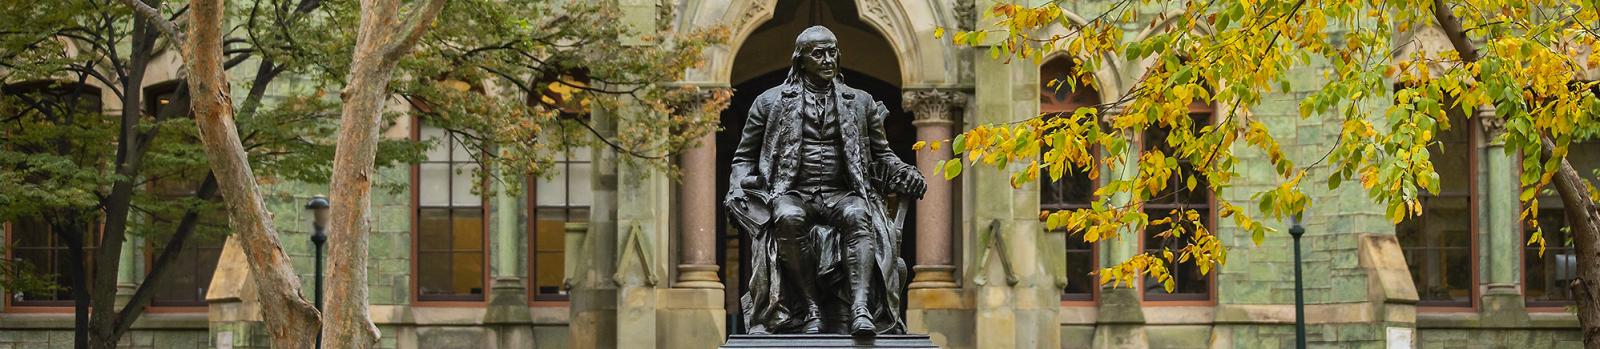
[791,26,839,85]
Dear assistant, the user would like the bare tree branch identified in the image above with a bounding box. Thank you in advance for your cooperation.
[112,0,186,50]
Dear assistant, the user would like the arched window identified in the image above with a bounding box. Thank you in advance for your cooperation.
[414,121,488,302]
[1395,89,1475,307]
[1039,56,1100,302]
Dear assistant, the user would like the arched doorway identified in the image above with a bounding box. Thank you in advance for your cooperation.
[712,0,915,334]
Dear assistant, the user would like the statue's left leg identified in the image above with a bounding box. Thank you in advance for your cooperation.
[830,195,877,336]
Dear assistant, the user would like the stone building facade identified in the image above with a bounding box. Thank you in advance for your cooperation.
[0,0,1590,348]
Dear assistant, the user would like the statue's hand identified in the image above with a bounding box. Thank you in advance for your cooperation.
[726,175,766,209]
[890,165,927,198]
[739,175,766,190]
[725,189,746,208]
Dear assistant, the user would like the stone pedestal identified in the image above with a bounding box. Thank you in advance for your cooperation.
[658,288,728,348]
[115,239,137,309]
[484,277,532,323]
[721,334,939,348]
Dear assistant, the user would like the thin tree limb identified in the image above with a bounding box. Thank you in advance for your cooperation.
[112,0,186,52]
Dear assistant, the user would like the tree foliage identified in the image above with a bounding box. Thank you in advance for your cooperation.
[2,0,727,347]
[935,0,1600,296]
[243,0,729,186]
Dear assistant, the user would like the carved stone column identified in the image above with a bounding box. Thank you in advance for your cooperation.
[677,87,728,289]
[1476,105,1531,326]
[904,88,966,289]
[1479,105,1514,290]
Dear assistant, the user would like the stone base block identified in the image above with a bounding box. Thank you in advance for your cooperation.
[659,288,728,349]
[906,288,972,348]
[1480,288,1532,327]
[721,334,940,348]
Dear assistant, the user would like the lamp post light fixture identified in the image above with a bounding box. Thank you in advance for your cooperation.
[1289,214,1307,349]
[305,195,329,349]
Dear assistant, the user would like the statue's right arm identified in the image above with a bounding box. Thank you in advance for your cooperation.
[728,98,768,196]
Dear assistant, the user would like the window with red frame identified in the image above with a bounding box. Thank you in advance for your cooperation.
[1039,56,1100,301]
[3,82,105,306]
[529,147,589,300]
[1525,139,1599,306]
[1395,102,1474,307]
[141,82,225,307]
[415,124,487,301]
[1141,103,1214,301]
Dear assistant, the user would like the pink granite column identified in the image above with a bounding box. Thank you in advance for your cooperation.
[678,88,727,289]
[904,89,965,289]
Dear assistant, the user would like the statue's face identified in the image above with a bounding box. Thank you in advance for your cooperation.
[799,42,839,82]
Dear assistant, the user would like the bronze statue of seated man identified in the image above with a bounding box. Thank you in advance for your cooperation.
[724,25,926,337]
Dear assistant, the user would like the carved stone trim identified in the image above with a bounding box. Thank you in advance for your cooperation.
[670,86,732,114]
[903,88,967,125]
[657,0,677,32]
[1478,106,1505,145]
[955,0,976,31]
[736,0,773,37]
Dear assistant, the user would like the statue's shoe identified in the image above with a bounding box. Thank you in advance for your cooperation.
[802,305,823,334]
[850,316,875,337]
[802,319,822,334]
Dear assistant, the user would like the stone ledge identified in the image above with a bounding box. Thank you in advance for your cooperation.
[1141,306,1214,325]
[362,305,571,326]
[1055,305,1096,325]
[0,312,207,330]
[1418,311,1582,329]
[1211,302,1379,324]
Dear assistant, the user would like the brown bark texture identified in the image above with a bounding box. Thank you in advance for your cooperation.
[321,0,445,348]
[1431,1,1600,347]
[184,0,323,347]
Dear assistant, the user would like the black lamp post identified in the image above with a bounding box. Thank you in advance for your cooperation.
[305,195,329,349]
[1289,215,1307,349]
[305,195,330,309]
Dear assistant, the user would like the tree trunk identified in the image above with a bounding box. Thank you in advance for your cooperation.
[1548,155,1600,348]
[60,218,90,349]
[89,8,162,348]
[1430,1,1600,347]
[184,0,323,347]
[321,1,445,347]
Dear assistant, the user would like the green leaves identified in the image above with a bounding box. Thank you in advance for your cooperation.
[941,159,963,180]
[927,0,1600,294]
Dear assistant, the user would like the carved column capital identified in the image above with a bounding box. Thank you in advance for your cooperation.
[1478,105,1506,145]
[954,0,976,31]
[903,88,967,126]
[670,86,731,112]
